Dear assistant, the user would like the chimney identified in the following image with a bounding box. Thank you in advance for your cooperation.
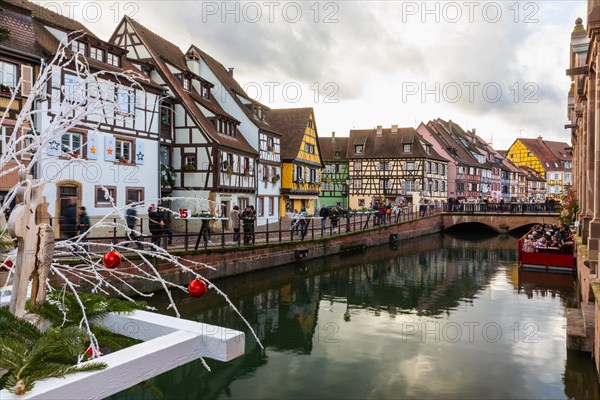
[391,124,398,134]
[228,68,234,77]
[472,128,476,135]
[538,135,543,141]
[331,131,336,142]
[376,125,383,136]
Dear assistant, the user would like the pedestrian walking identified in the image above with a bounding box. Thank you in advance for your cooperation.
[157,204,174,246]
[61,197,78,240]
[240,206,255,245]
[148,205,163,246]
[319,204,329,231]
[78,206,90,252]
[230,205,241,243]
[330,208,339,233]
[299,207,309,240]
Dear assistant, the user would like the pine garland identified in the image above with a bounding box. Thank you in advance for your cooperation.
[0,293,148,394]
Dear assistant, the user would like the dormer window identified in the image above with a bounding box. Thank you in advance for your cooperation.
[334,150,341,158]
[426,145,431,154]
[90,47,105,62]
[201,85,210,99]
[183,77,191,92]
[403,144,411,153]
[107,52,120,67]
[355,145,363,154]
[70,40,87,55]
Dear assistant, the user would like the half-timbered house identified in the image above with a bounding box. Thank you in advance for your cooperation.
[188,45,283,224]
[347,126,448,210]
[318,133,349,208]
[0,0,42,210]
[110,16,258,220]
[7,0,165,237]
[269,108,324,216]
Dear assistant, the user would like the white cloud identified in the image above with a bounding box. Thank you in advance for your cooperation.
[66,0,587,149]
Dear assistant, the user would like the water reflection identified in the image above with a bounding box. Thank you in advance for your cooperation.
[110,233,598,400]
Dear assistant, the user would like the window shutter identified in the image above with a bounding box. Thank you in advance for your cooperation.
[21,65,33,97]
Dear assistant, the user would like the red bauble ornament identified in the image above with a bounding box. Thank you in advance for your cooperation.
[102,251,121,269]
[86,346,103,357]
[2,259,13,270]
[188,279,208,298]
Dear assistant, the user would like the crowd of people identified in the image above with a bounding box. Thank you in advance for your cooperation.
[522,223,574,254]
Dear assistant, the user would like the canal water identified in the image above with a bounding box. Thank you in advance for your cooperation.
[112,232,599,400]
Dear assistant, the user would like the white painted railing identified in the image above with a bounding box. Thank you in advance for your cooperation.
[0,310,245,399]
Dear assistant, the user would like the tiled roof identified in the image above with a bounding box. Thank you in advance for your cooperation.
[192,45,281,136]
[520,166,545,182]
[4,0,98,37]
[319,136,349,162]
[519,138,571,171]
[268,107,316,162]
[0,1,45,58]
[428,119,480,167]
[347,127,448,162]
[124,17,257,155]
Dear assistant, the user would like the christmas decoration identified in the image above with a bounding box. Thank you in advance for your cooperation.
[2,259,13,270]
[188,279,208,298]
[102,251,121,269]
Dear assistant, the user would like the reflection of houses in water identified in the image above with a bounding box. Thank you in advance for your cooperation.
[336,244,502,316]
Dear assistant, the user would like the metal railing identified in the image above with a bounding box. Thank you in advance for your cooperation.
[47,206,443,255]
[443,203,561,214]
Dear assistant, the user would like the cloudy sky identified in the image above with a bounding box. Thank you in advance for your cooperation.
[57,1,585,149]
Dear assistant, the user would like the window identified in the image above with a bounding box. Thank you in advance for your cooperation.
[441,181,446,192]
[403,144,411,153]
[70,40,87,55]
[201,85,210,99]
[406,162,415,171]
[269,197,274,216]
[61,133,83,157]
[304,143,315,154]
[126,187,144,204]
[183,77,191,91]
[95,185,117,207]
[161,106,172,127]
[334,150,341,158]
[426,162,431,173]
[257,197,264,217]
[64,74,84,102]
[354,161,362,171]
[405,180,414,194]
[90,47,105,62]
[117,87,134,114]
[308,119,314,129]
[433,163,438,174]
[358,199,366,208]
[554,162,559,168]
[355,145,363,154]
[310,168,317,182]
[354,179,362,189]
[0,126,13,155]
[115,139,132,161]
[426,145,431,154]
[434,181,438,191]
[325,164,334,173]
[107,52,120,67]
[295,165,303,181]
[185,154,196,169]
[379,179,391,189]
[0,61,17,89]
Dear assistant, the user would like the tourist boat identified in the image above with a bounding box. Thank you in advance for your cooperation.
[518,226,576,273]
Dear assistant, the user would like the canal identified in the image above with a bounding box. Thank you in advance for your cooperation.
[112,232,599,399]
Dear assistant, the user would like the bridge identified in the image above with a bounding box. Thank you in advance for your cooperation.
[440,210,560,233]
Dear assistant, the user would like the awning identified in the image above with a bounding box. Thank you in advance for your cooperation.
[288,195,319,200]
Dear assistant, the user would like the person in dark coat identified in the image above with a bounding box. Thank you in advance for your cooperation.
[319,204,329,231]
[330,208,339,233]
[78,206,90,251]
[148,205,163,246]
[61,197,78,239]
[240,206,255,245]
[157,204,173,245]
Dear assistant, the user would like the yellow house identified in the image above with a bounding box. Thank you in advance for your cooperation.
[506,137,572,199]
[269,108,324,216]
